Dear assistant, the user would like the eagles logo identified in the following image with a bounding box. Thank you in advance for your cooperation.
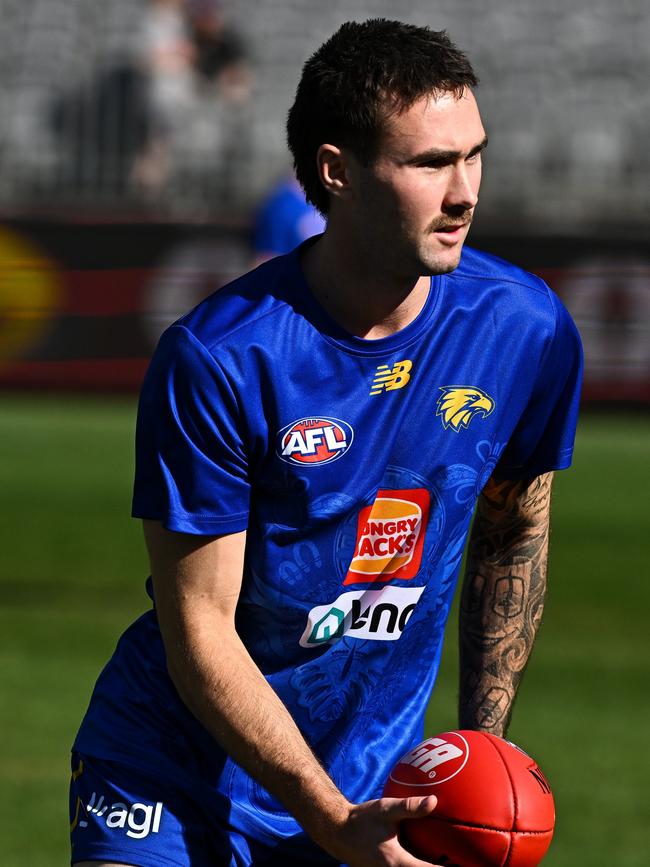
[436,386,495,432]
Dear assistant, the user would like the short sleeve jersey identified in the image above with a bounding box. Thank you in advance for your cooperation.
[74,243,582,849]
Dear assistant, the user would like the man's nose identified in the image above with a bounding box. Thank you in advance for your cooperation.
[444,163,479,211]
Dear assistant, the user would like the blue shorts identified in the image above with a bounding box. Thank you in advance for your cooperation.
[69,752,339,867]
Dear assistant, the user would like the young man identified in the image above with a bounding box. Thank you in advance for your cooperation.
[70,19,582,867]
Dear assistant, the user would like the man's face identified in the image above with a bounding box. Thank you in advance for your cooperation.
[349,89,487,277]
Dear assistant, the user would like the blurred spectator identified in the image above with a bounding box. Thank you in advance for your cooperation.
[252,175,326,264]
[188,0,254,104]
[133,0,254,198]
[51,63,153,196]
[131,0,196,195]
[51,0,253,201]
[139,0,196,133]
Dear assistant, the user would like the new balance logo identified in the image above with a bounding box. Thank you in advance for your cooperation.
[370,360,412,394]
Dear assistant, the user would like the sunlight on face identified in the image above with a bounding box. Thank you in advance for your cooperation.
[354,89,487,277]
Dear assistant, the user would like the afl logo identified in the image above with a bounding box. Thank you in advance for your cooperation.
[390,733,469,786]
[277,417,354,466]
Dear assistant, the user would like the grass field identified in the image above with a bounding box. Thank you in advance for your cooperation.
[1,393,649,865]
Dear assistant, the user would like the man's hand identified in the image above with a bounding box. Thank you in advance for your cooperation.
[324,795,443,867]
[145,523,442,866]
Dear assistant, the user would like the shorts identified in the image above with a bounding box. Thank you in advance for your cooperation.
[69,752,340,867]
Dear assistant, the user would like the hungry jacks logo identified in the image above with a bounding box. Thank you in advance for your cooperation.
[343,488,430,584]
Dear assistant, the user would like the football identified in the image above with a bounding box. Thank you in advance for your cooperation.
[383,730,555,867]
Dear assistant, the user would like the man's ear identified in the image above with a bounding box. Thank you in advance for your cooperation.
[316,144,354,203]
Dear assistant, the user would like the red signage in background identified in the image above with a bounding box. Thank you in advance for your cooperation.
[0,220,648,401]
[540,259,650,403]
[0,221,248,391]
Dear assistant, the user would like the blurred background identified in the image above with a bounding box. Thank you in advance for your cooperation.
[0,1,648,865]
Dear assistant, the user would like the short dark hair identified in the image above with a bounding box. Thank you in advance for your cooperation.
[287,19,478,214]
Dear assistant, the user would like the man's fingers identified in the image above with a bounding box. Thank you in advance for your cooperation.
[377,797,442,866]
[380,794,438,821]
[402,857,445,867]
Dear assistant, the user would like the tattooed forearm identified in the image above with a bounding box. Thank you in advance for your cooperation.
[458,472,554,736]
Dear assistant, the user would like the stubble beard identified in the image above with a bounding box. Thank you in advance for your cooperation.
[420,214,473,275]
[418,238,466,276]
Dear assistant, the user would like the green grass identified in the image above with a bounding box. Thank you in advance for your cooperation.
[0,395,147,865]
[428,412,650,866]
[1,395,649,865]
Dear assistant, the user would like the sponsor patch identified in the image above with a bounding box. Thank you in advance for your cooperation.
[300,585,425,647]
[343,488,430,584]
[436,386,495,432]
[72,791,164,839]
[370,359,413,394]
[277,417,353,466]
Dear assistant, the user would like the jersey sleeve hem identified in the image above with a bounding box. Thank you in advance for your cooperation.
[493,446,574,480]
[131,506,249,536]
[70,844,188,867]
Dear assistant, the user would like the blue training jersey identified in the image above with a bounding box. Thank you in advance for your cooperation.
[74,242,582,853]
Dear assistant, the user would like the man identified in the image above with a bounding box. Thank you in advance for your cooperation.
[70,19,582,867]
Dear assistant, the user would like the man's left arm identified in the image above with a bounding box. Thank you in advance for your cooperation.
[458,472,554,736]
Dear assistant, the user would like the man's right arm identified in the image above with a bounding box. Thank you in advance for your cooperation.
[144,520,440,867]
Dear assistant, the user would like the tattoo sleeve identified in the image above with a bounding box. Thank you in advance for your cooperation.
[458,472,554,737]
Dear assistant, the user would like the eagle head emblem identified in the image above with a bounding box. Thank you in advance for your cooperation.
[436,386,495,432]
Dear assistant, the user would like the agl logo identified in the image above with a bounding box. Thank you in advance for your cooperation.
[71,791,164,839]
[277,417,353,466]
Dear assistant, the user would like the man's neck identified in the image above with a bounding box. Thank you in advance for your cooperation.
[301,230,431,340]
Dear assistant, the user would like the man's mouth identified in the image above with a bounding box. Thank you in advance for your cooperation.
[434,222,468,233]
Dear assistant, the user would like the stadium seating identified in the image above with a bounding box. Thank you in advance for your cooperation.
[0,0,648,229]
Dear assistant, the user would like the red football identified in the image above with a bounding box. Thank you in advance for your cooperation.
[383,730,555,867]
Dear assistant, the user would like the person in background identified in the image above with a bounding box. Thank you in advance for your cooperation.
[133,0,253,196]
[188,0,254,105]
[252,174,326,264]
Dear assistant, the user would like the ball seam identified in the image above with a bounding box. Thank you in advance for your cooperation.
[478,733,519,867]
[424,817,553,834]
